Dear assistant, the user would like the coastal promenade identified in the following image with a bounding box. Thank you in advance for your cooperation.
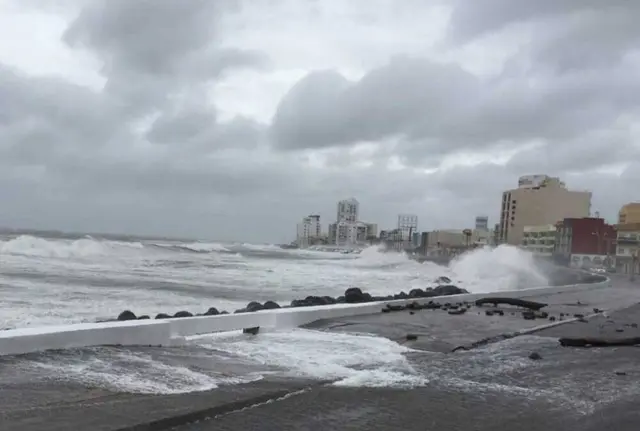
[2,275,640,430]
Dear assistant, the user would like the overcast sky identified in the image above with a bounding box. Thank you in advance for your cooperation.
[1,0,639,243]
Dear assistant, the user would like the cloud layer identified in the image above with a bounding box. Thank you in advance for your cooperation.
[0,0,638,242]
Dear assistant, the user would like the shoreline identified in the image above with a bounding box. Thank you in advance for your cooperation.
[2,275,639,430]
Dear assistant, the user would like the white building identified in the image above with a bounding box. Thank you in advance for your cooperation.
[335,221,358,247]
[397,214,418,240]
[296,214,321,247]
[475,216,489,231]
[521,224,557,256]
[337,198,359,223]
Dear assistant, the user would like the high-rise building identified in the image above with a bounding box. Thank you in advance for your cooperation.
[499,175,591,245]
[475,216,489,231]
[618,203,640,224]
[296,214,321,247]
[397,214,418,240]
[337,198,359,223]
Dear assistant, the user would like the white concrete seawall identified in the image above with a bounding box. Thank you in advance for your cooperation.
[0,278,611,357]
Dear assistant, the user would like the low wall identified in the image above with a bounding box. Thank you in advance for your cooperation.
[0,319,171,357]
[0,278,611,357]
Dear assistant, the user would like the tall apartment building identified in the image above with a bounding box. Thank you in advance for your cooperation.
[619,203,640,224]
[499,175,591,245]
[337,198,359,223]
[397,214,418,240]
[475,216,489,231]
[296,214,321,247]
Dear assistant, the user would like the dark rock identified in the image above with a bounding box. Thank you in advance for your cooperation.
[345,287,366,303]
[615,371,627,376]
[406,334,418,341]
[336,296,346,303]
[117,310,137,321]
[408,288,426,298]
[549,316,557,322]
[522,311,536,320]
[593,308,602,313]
[528,352,542,360]
[475,297,547,310]
[448,308,467,315]
[616,328,625,333]
[303,296,325,306]
[322,296,337,305]
[246,301,264,312]
[234,309,246,314]
[485,310,494,316]
[432,285,468,296]
[385,304,406,312]
[174,311,193,318]
[494,310,504,316]
[631,323,639,328]
[155,313,171,319]
[262,301,281,310]
[573,313,585,318]
[535,311,549,319]
[363,293,373,302]
[448,305,459,310]
[291,299,310,307]
[204,307,220,316]
[409,311,415,315]
[435,276,452,284]
[137,315,150,320]
[243,326,260,335]
[220,311,229,315]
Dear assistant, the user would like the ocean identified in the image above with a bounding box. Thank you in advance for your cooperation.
[0,230,548,330]
[0,230,555,395]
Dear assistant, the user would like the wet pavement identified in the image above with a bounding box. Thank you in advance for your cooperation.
[3,277,640,431]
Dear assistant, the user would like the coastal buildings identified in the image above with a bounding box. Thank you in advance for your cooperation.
[325,198,377,247]
[475,216,489,231]
[615,223,640,276]
[337,198,359,223]
[296,214,322,247]
[553,217,616,268]
[618,203,640,224]
[522,224,557,256]
[499,175,591,245]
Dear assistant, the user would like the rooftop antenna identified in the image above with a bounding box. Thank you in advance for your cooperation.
[595,210,600,218]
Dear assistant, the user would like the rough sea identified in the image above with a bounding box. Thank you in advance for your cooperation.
[0,230,548,329]
[0,230,553,394]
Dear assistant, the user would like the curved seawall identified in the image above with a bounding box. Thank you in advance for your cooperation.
[0,274,610,357]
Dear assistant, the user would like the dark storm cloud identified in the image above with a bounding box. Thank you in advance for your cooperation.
[0,65,121,166]
[63,0,266,114]
[447,0,640,45]
[2,0,640,242]
[269,54,640,169]
[271,58,480,152]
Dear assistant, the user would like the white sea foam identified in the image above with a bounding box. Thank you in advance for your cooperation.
[192,328,428,388]
[1,234,548,329]
[23,349,263,394]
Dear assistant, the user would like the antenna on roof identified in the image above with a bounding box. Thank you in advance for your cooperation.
[595,211,600,218]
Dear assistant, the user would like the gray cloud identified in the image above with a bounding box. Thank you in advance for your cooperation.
[1,0,639,242]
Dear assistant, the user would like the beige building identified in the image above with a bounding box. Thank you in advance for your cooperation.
[616,223,640,276]
[618,203,640,224]
[521,224,556,256]
[425,229,488,250]
[499,175,591,245]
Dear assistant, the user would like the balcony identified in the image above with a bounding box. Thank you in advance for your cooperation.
[617,236,639,245]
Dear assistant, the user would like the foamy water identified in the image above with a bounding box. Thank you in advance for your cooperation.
[0,233,547,329]
[0,232,558,396]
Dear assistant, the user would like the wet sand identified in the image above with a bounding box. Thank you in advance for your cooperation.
[3,276,640,431]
